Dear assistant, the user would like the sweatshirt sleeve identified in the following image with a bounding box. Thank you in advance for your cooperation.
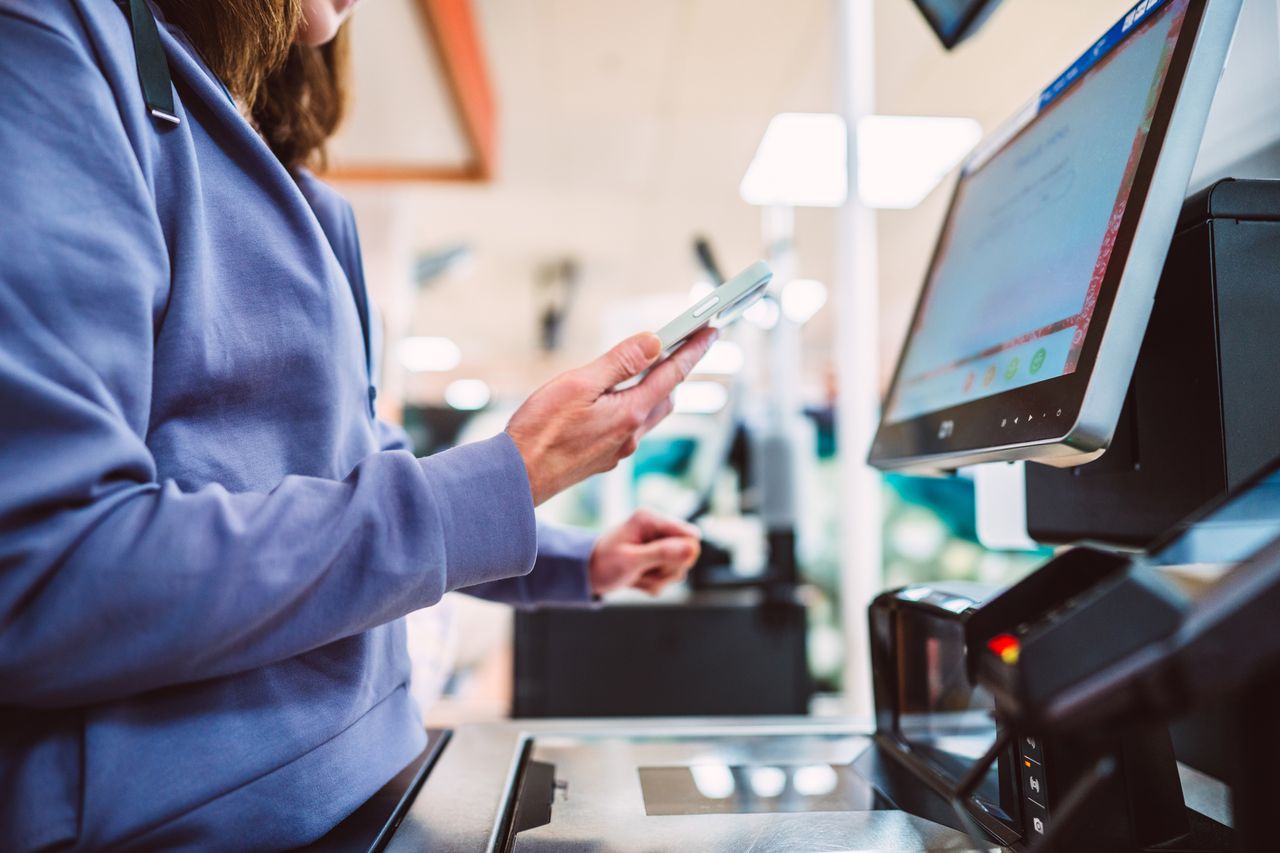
[0,4,537,708]
[462,521,599,608]
[376,418,415,453]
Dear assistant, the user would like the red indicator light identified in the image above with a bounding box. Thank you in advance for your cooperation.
[987,633,1021,664]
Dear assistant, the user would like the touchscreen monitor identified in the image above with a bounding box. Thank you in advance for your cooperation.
[870,0,1241,473]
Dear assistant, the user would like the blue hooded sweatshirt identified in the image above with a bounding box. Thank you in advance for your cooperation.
[0,1,595,848]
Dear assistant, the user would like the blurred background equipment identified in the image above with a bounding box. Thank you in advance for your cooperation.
[909,0,1005,49]
[536,258,580,354]
[414,243,472,287]
[512,238,814,719]
[513,593,811,717]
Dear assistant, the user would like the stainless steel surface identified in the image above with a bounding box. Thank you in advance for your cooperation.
[516,809,991,852]
[385,717,1001,852]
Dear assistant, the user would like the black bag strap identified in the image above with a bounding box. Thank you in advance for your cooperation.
[116,0,179,126]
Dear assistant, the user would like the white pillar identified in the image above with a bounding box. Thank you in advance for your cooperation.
[761,205,802,533]
[834,0,883,720]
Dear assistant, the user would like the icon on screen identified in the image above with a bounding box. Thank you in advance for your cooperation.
[983,365,997,387]
[1030,347,1047,375]
[1005,357,1020,380]
[964,372,976,393]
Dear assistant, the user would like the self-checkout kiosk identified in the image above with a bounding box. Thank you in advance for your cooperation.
[369,0,1280,849]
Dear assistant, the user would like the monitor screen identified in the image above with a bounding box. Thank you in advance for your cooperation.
[870,0,1239,472]
[887,0,1189,426]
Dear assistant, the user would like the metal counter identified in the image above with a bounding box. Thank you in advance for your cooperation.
[385,717,998,852]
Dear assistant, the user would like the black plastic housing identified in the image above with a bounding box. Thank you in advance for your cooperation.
[513,593,811,718]
[1026,179,1280,546]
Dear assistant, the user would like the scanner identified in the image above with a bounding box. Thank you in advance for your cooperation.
[963,454,1280,851]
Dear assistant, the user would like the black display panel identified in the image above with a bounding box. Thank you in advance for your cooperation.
[911,0,1003,49]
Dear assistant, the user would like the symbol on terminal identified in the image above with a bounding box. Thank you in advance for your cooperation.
[1030,776,1041,793]
[1033,817,1045,835]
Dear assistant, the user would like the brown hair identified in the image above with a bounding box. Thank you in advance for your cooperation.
[152,0,349,170]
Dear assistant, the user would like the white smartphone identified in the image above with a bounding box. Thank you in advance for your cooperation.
[658,259,772,353]
[615,260,772,391]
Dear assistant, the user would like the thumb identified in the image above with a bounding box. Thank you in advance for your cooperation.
[576,333,663,393]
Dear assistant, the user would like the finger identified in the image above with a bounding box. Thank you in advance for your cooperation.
[631,508,701,541]
[633,559,695,595]
[627,327,718,410]
[574,333,663,394]
[632,573,668,596]
[639,395,674,434]
[644,560,691,584]
[632,563,680,591]
[621,536,700,574]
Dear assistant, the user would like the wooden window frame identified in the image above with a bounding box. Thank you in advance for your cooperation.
[324,0,496,183]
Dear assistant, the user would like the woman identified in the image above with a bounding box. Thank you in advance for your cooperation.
[0,0,715,848]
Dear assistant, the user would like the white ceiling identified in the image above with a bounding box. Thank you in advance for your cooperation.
[335,0,1280,405]
[341,0,839,403]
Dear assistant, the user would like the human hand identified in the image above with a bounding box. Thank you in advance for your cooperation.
[506,328,717,506]
[588,510,702,597]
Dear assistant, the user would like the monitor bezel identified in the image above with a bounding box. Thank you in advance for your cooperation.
[869,0,1241,474]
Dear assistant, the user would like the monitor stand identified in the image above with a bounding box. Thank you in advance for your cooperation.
[1025,179,1280,548]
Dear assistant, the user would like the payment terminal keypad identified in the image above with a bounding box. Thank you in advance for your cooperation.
[1018,733,1049,839]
